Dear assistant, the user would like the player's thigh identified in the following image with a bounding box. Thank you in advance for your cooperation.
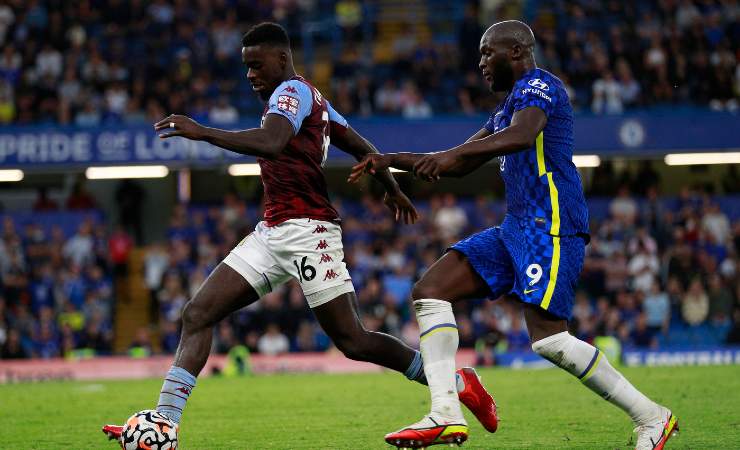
[507,228,586,324]
[224,222,293,299]
[270,219,352,308]
[414,228,513,302]
[183,262,260,328]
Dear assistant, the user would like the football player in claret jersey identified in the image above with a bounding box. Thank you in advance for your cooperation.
[102,22,498,446]
[351,20,677,450]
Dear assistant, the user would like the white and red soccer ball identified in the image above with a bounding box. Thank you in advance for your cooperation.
[120,410,178,450]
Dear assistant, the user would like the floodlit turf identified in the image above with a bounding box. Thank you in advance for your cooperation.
[1,364,738,449]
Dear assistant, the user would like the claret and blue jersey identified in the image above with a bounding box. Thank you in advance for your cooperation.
[452,68,589,320]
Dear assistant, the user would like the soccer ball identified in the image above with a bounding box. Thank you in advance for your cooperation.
[121,410,178,450]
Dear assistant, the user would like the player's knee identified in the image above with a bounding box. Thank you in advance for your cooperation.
[180,300,208,332]
[333,333,371,362]
[411,279,439,301]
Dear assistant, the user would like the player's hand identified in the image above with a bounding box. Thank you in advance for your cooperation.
[384,191,419,224]
[154,114,206,140]
[347,154,392,183]
[412,151,459,182]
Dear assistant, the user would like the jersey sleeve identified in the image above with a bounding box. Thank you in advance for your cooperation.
[511,75,557,117]
[266,80,314,134]
[326,100,349,138]
[326,100,348,128]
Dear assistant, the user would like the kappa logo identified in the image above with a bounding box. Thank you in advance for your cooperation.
[527,78,549,90]
[323,269,339,280]
[315,240,329,250]
[175,386,191,396]
[313,224,328,233]
[283,86,298,94]
[319,253,333,263]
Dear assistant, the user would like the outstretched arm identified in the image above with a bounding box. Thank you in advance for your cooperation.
[154,113,294,160]
[349,107,546,182]
[412,107,547,180]
[332,123,419,224]
[331,123,403,194]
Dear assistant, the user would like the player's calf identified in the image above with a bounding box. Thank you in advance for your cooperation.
[532,331,676,443]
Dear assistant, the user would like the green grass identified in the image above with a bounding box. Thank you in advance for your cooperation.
[1,365,739,449]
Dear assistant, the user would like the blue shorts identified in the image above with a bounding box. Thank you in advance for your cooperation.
[450,217,585,320]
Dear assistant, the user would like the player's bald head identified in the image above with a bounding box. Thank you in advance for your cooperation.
[478,20,537,92]
[481,20,535,55]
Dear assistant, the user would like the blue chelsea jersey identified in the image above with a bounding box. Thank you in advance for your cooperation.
[484,68,589,236]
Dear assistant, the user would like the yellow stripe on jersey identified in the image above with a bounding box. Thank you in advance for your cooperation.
[535,131,562,311]
[536,132,546,176]
[541,236,560,310]
[535,132,561,234]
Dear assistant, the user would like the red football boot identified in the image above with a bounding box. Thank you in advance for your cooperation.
[101,424,123,446]
[385,416,468,449]
[456,367,498,433]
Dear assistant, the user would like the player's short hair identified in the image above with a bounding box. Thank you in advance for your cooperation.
[242,22,290,48]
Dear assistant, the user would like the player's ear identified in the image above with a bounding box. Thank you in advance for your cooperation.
[510,44,522,60]
[279,50,288,69]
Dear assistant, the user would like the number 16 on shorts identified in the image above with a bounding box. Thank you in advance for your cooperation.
[293,256,316,282]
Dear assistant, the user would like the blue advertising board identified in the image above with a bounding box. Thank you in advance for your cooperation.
[0,111,737,169]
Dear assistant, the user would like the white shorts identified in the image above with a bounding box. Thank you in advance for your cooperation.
[223,219,353,308]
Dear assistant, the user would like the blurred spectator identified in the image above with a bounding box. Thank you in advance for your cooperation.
[643,282,670,334]
[707,274,734,325]
[702,203,730,245]
[108,225,133,276]
[257,323,290,355]
[400,81,432,119]
[209,96,239,125]
[62,221,94,267]
[591,71,622,114]
[628,241,660,293]
[681,278,710,326]
[609,186,638,227]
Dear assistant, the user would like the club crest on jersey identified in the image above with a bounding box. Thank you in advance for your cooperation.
[277,95,299,115]
[323,269,339,280]
[527,78,549,90]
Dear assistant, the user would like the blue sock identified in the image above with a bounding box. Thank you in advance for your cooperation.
[157,366,196,424]
[404,350,428,385]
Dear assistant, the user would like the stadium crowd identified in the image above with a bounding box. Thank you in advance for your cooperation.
[0,0,738,127]
[0,205,123,359]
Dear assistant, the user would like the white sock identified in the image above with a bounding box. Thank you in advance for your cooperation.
[415,298,465,423]
[532,331,659,425]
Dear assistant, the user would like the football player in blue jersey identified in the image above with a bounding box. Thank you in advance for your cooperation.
[350,20,677,450]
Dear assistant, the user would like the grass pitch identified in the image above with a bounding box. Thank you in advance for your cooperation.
[1,365,738,449]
